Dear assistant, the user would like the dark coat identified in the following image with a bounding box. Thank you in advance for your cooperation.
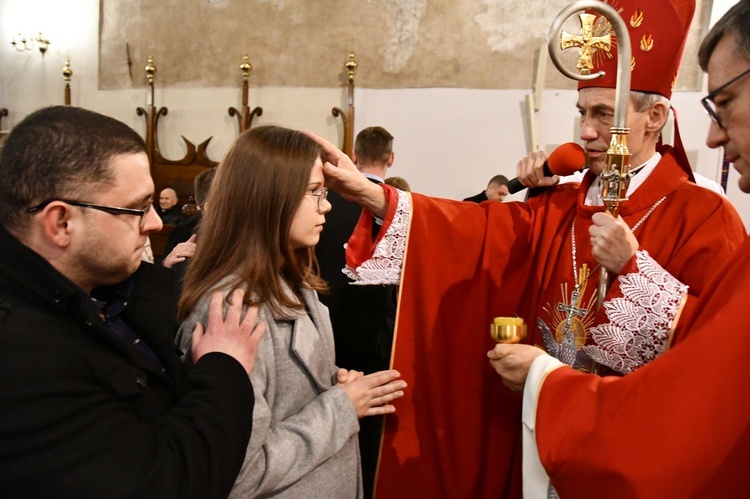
[314,185,396,499]
[157,204,185,225]
[162,212,201,295]
[315,187,396,373]
[463,190,489,203]
[0,226,254,499]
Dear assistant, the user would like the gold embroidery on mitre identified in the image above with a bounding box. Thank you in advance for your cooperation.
[630,8,644,27]
[560,13,613,75]
[631,56,636,70]
[672,72,679,91]
[590,14,617,66]
[640,33,654,52]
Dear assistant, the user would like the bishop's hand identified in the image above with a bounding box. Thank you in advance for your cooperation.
[487,344,546,392]
[589,212,638,274]
[304,130,388,219]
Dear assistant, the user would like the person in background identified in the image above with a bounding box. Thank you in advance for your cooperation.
[488,2,750,495]
[0,105,265,498]
[463,174,509,202]
[384,176,411,191]
[176,125,407,498]
[315,125,398,498]
[156,187,184,224]
[162,168,216,284]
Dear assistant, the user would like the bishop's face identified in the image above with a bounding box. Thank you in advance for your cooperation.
[576,88,652,175]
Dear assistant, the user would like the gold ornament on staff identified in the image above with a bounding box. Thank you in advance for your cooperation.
[548,1,632,311]
[490,317,527,344]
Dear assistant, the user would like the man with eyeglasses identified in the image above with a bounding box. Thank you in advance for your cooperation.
[488,1,750,496]
[308,0,746,497]
[315,125,397,499]
[0,105,265,498]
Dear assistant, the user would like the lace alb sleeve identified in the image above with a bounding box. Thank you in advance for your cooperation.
[583,250,688,374]
[343,189,410,286]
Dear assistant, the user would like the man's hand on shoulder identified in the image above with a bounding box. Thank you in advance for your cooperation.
[191,289,266,375]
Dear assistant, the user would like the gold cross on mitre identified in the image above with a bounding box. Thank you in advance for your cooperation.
[560,13,612,75]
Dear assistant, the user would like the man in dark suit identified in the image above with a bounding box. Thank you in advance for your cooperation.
[162,167,216,294]
[316,126,397,498]
[156,187,185,224]
[0,106,265,498]
[463,174,509,203]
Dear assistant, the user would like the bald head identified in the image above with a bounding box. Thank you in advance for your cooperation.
[159,188,178,210]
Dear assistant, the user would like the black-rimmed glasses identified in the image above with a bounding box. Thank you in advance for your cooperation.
[701,67,750,129]
[305,187,329,211]
[27,199,151,226]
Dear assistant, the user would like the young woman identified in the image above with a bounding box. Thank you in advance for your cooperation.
[176,125,406,498]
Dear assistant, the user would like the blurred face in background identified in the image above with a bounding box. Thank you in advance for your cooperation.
[159,188,178,210]
[487,182,509,201]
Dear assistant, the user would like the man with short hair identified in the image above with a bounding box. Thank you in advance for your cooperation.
[489,2,750,495]
[315,125,397,499]
[463,174,509,203]
[0,106,264,498]
[157,187,184,224]
[308,0,746,496]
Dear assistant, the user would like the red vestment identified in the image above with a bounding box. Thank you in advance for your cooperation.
[535,235,750,497]
[346,147,746,498]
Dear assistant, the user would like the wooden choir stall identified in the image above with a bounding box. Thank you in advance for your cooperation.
[137,54,262,259]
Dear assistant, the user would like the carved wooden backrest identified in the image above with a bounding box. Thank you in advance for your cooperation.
[63,60,73,106]
[136,56,217,258]
[228,54,263,134]
[135,55,264,258]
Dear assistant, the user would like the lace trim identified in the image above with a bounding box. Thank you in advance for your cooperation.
[583,251,688,374]
[342,189,410,285]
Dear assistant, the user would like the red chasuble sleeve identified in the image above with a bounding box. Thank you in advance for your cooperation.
[367,188,536,498]
[535,236,750,498]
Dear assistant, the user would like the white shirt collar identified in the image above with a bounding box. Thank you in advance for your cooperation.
[362,172,384,183]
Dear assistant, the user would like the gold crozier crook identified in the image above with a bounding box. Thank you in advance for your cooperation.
[548,1,633,371]
[560,13,612,75]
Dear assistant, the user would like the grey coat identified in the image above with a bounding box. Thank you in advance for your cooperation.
[176,279,363,498]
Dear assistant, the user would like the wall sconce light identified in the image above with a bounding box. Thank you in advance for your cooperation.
[10,32,51,56]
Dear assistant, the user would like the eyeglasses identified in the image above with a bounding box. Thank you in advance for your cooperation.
[701,67,750,129]
[27,199,152,227]
[305,187,329,211]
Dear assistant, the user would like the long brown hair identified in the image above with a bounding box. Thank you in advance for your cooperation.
[178,125,327,320]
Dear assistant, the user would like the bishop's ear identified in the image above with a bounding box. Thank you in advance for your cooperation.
[648,100,670,133]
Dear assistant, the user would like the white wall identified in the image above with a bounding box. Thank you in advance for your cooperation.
[1,0,747,228]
